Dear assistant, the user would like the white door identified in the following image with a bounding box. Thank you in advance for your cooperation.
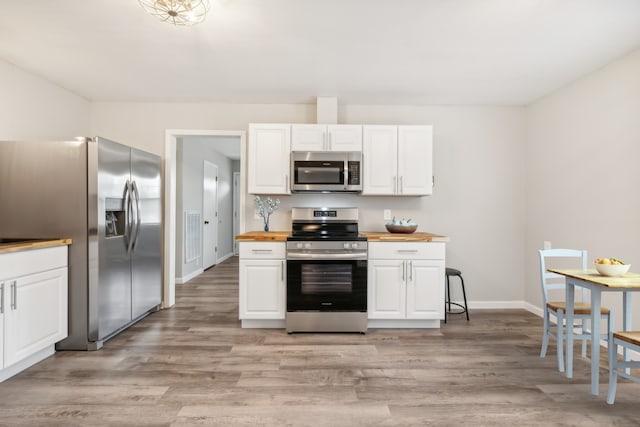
[362,125,398,195]
[239,259,285,319]
[398,125,433,195]
[367,259,406,319]
[233,171,241,255]
[247,124,291,194]
[291,124,326,151]
[4,267,67,367]
[406,260,445,319]
[203,161,218,269]
[327,125,363,151]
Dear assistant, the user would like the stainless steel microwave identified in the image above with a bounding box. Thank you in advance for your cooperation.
[291,151,362,193]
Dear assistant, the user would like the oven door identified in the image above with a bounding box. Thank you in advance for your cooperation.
[287,258,367,312]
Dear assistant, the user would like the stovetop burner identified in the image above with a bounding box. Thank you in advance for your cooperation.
[288,207,362,241]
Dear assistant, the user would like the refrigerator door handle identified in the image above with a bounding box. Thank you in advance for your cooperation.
[125,179,135,254]
[131,180,141,252]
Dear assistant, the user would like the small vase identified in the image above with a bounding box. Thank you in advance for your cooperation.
[263,218,269,232]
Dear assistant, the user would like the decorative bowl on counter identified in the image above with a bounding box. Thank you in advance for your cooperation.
[385,223,418,234]
[594,262,630,277]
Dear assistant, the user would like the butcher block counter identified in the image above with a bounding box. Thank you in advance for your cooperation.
[0,238,72,254]
[235,231,448,242]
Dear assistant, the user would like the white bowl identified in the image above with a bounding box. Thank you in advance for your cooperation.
[595,263,630,277]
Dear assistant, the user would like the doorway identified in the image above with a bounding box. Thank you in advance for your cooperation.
[164,130,246,307]
[203,160,218,269]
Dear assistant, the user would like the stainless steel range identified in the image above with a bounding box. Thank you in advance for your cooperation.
[286,207,368,333]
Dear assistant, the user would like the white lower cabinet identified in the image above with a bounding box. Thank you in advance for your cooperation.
[368,242,444,325]
[239,242,286,324]
[1,245,68,382]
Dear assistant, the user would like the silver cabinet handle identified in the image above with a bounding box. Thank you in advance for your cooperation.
[398,249,418,253]
[401,261,405,281]
[400,176,404,194]
[285,174,289,193]
[281,260,285,281]
[328,132,332,151]
[252,249,273,253]
[409,261,413,281]
[0,282,4,314]
[11,280,17,310]
[393,176,397,194]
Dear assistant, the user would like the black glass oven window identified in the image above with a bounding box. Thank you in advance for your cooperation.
[294,161,344,184]
[300,264,353,294]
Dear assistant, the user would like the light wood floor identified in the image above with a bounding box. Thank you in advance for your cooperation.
[1,256,638,426]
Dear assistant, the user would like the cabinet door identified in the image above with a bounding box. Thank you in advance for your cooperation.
[362,125,398,195]
[239,259,285,319]
[291,124,326,151]
[0,282,4,368]
[248,124,291,194]
[368,260,406,319]
[398,126,433,195]
[327,125,362,151]
[406,260,444,319]
[4,267,68,367]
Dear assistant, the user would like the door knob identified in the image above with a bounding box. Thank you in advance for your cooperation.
[204,220,210,224]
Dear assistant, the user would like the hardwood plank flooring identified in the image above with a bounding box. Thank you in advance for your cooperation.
[1,256,639,426]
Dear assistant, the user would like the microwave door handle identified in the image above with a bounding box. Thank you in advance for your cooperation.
[344,163,348,188]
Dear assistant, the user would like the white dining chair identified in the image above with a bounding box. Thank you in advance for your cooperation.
[607,331,640,404]
[538,249,612,372]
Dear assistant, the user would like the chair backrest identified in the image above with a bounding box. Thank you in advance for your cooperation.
[538,248,588,305]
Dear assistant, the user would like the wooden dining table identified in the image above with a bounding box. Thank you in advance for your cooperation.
[548,268,640,396]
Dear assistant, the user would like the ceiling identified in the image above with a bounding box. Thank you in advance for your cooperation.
[1,1,640,106]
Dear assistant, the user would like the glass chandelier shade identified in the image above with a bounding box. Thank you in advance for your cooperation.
[138,0,210,26]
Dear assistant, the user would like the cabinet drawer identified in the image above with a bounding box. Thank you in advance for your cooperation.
[0,246,68,280]
[239,242,285,259]
[368,242,445,260]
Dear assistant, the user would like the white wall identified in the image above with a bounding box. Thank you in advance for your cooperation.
[526,48,640,328]
[0,59,89,139]
[92,102,526,304]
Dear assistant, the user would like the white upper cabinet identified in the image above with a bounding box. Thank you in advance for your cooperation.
[248,124,291,195]
[362,125,398,195]
[362,125,433,196]
[291,124,362,152]
[398,126,433,196]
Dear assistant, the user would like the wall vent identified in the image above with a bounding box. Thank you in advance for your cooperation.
[184,210,201,263]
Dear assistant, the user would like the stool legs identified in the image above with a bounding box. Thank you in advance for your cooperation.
[444,271,469,322]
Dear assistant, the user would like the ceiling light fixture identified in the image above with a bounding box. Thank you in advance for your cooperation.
[138,0,210,26]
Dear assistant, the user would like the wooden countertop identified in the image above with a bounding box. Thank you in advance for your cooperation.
[363,232,449,242]
[0,238,72,254]
[235,231,448,242]
[235,231,290,242]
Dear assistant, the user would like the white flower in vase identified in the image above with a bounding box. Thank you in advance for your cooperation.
[254,195,280,232]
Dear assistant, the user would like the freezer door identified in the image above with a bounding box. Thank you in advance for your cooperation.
[130,148,162,319]
[91,138,133,341]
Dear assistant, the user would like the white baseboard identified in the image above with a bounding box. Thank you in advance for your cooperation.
[216,252,234,264]
[176,268,204,284]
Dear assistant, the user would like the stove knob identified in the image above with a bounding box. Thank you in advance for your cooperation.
[343,242,350,249]
[304,243,311,249]
[351,243,359,249]
[296,243,303,249]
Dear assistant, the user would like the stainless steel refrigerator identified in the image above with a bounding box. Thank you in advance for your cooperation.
[0,137,162,350]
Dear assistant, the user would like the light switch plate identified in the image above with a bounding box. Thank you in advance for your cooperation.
[384,209,391,220]
[543,241,552,250]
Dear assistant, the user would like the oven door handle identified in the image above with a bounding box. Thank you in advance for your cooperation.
[287,252,367,260]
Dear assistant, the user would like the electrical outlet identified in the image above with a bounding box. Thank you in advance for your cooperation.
[543,241,552,250]
[384,209,391,220]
